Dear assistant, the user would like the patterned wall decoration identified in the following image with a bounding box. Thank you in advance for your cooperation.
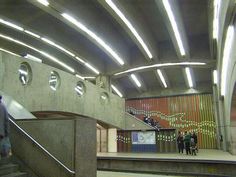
[126,94,217,149]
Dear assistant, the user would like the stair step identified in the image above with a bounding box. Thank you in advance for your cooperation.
[0,172,27,177]
[0,164,18,176]
[0,158,11,166]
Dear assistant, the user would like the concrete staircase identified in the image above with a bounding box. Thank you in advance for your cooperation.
[0,158,27,177]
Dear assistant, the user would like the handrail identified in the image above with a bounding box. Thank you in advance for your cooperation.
[9,118,75,174]
[125,112,154,129]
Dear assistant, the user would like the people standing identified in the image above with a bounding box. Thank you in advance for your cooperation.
[0,95,10,158]
[177,131,184,153]
[191,132,198,153]
[184,131,191,155]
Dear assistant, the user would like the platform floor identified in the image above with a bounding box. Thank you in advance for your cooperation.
[97,149,236,162]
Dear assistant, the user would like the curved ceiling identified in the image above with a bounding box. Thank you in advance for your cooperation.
[0,0,214,98]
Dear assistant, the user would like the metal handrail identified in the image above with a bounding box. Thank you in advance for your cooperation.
[9,118,75,174]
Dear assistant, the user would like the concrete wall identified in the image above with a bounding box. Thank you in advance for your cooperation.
[0,51,125,128]
[16,119,75,170]
[125,113,154,130]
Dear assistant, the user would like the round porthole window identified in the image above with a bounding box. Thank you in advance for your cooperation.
[18,62,32,85]
[100,92,109,104]
[49,71,60,91]
[75,81,85,96]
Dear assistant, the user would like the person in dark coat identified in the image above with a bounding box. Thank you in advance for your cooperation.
[184,131,191,155]
[0,95,10,158]
[191,132,198,153]
[177,131,184,153]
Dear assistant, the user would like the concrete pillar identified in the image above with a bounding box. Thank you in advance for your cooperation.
[95,75,111,91]
[219,99,227,151]
[108,128,117,152]
[75,117,97,177]
[212,85,221,149]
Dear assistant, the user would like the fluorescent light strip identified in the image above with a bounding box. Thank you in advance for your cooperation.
[213,0,221,39]
[85,63,100,74]
[84,76,96,79]
[185,67,193,88]
[62,13,124,65]
[0,18,99,75]
[41,37,75,57]
[40,51,74,73]
[131,74,141,87]
[105,0,152,59]
[0,33,74,73]
[37,0,49,6]
[75,74,85,80]
[115,62,206,76]
[157,69,167,88]
[213,70,218,84]
[162,0,185,56]
[24,30,41,38]
[0,48,21,57]
[221,25,234,96]
[0,18,24,31]
[75,56,85,64]
[24,54,42,63]
[111,84,123,97]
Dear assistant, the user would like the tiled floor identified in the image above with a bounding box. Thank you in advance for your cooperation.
[97,149,236,162]
[97,171,184,177]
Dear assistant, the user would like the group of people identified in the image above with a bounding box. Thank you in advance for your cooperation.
[143,116,161,129]
[177,131,198,155]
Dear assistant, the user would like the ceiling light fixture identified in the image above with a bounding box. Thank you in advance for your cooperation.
[75,74,85,80]
[24,54,42,63]
[162,0,185,56]
[85,63,100,74]
[24,30,41,38]
[221,25,234,96]
[75,56,85,64]
[40,51,75,73]
[37,0,49,6]
[213,70,218,85]
[111,84,123,97]
[185,67,193,88]
[157,69,167,88]
[41,37,75,57]
[105,0,152,59]
[0,18,24,31]
[0,18,100,75]
[84,76,96,79]
[61,13,124,65]
[213,0,221,40]
[114,61,206,76]
[0,33,74,73]
[0,48,21,57]
[131,74,141,87]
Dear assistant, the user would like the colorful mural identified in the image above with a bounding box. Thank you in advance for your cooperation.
[126,94,217,149]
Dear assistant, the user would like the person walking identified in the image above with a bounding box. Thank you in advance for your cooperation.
[177,131,184,153]
[0,95,10,158]
[184,131,191,155]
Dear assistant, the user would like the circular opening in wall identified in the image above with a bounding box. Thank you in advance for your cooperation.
[100,92,109,104]
[18,62,32,85]
[75,81,85,96]
[49,71,60,91]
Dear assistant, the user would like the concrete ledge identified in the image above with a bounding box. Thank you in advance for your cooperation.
[97,156,236,177]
